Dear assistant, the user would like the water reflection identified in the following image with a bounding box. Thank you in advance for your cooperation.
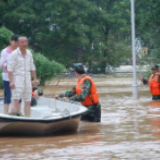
[148,101,160,136]
[1,75,160,159]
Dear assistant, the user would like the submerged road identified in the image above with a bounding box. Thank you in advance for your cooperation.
[0,75,160,160]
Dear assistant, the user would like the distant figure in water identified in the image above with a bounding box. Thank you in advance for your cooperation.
[0,35,20,114]
[55,63,101,122]
[8,36,38,116]
[31,82,43,106]
[141,65,160,100]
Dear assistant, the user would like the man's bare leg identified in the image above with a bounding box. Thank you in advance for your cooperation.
[11,99,20,113]
[4,104,9,114]
[24,101,31,117]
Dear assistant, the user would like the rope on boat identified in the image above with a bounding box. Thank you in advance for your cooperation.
[54,98,72,118]
[60,109,70,118]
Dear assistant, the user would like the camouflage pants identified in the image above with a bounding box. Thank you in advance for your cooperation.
[31,97,37,106]
[152,95,160,100]
[81,103,101,122]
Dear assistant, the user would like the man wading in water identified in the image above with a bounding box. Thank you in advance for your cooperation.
[141,65,160,100]
[8,36,38,116]
[55,63,101,122]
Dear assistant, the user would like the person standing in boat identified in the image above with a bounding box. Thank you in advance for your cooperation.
[141,65,160,100]
[0,35,19,114]
[55,63,101,122]
[7,36,38,116]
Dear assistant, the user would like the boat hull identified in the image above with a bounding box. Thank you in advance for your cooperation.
[0,116,81,135]
[0,97,87,136]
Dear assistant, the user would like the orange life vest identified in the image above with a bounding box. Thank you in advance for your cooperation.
[32,88,35,97]
[31,81,35,97]
[75,75,99,106]
[149,73,160,96]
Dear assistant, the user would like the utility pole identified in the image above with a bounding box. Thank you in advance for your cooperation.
[131,0,138,99]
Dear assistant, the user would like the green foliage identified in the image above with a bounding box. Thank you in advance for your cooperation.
[51,60,65,75]
[2,0,160,72]
[1,0,108,67]
[145,69,152,80]
[88,62,106,74]
[0,26,13,50]
[1,0,131,70]
[135,1,160,62]
[33,53,65,85]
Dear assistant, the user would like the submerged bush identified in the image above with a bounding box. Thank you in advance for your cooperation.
[33,53,65,85]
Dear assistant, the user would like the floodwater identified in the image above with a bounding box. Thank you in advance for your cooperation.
[0,75,160,160]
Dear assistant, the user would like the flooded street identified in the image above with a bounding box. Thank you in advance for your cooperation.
[0,75,160,160]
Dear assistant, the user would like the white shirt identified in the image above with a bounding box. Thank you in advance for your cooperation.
[8,48,36,75]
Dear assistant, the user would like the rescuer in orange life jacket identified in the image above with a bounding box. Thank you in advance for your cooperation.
[141,65,160,100]
[55,63,101,122]
[31,82,43,106]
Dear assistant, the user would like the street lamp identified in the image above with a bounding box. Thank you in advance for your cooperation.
[131,0,138,99]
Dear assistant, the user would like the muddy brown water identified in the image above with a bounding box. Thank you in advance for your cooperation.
[0,75,160,160]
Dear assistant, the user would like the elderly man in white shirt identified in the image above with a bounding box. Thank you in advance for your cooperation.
[8,37,38,117]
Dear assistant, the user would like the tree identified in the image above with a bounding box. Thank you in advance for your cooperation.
[88,0,131,72]
[1,0,107,66]
[135,0,160,63]
[0,0,139,71]
[0,26,13,50]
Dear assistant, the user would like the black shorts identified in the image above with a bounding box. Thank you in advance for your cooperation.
[152,95,160,100]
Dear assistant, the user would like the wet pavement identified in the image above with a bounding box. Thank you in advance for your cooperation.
[0,75,160,160]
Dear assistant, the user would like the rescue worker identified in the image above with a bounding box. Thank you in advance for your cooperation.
[55,63,101,122]
[31,82,43,106]
[141,65,160,100]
